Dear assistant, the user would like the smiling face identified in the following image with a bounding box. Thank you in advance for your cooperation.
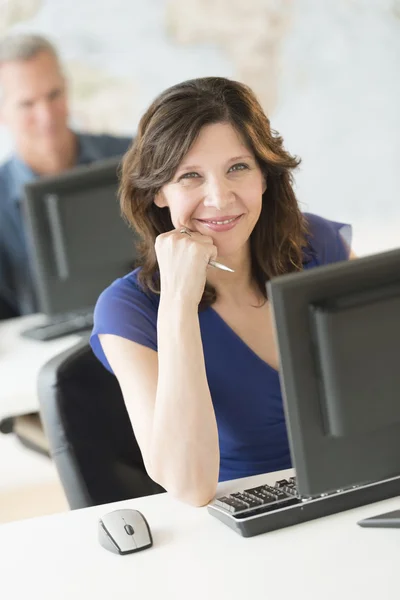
[155,122,266,260]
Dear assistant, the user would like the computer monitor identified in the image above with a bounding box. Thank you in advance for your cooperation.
[268,247,400,499]
[22,156,138,316]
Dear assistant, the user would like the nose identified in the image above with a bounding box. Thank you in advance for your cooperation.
[203,176,235,211]
[34,101,56,129]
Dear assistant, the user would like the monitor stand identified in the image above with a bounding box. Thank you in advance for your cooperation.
[357,509,400,528]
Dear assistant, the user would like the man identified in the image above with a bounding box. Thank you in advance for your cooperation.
[0,33,132,318]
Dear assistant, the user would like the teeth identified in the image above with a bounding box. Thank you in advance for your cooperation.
[208,217,236,225]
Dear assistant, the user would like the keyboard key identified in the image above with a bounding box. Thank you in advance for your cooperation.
[274,490,289,500]
[239,494,263,508]
[215,496,248,513]
[231,493,251,507]
[275,479,289,488]
[244,490,278,505]
[245,486,271,495]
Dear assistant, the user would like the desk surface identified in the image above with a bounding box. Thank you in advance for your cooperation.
[0,315,82,421]
[0,470,398,600]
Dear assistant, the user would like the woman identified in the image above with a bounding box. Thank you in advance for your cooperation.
[90,77,353,506]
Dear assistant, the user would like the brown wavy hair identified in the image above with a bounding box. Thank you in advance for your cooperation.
[119,76,307,308]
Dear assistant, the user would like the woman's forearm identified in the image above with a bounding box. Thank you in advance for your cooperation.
[149,297,220,505]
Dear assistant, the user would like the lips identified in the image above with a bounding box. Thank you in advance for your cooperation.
[195,214,243,232]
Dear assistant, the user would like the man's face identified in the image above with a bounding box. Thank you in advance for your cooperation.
[0,50,69,153]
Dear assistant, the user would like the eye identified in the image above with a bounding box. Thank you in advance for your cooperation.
[48,89,62,101]
[19,100,34,109]
[178,172,200,181]
[228,163,249,173]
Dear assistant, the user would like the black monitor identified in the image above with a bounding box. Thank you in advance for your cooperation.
[23,156,138,316]
[268,247,400,499]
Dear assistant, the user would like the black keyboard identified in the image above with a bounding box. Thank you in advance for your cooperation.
[207,475,400,537]
[21,312,94,341]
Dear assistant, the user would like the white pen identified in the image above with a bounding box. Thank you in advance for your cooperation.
[209,260,235,273]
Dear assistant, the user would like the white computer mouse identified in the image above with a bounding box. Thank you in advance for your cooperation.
[98,508,153,555]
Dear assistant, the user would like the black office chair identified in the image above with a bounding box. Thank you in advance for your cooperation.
[38,340,164,509]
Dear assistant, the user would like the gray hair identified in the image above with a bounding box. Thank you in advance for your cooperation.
[0,33,60,66]
[0,34,63,102]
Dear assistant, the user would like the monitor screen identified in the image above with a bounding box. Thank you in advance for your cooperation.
[23,156,138,316]
[268,247,400,498]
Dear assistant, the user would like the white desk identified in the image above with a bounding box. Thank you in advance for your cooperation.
[0,315,83,422]
[0,470,398,600]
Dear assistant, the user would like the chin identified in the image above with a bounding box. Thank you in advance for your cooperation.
[214,241,248,261]
[43,137,66,152]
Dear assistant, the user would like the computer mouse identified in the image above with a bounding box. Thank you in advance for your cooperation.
[98,509,153,555]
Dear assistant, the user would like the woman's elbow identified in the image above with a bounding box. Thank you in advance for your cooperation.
[148,466,217,506]
[169,485,217,507]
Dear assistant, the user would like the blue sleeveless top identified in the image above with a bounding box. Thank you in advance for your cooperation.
[90,213,352,482]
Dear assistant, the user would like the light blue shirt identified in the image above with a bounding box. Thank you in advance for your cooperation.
[0,132,131,316]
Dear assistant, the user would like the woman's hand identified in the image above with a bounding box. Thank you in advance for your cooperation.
[155,228,217,307]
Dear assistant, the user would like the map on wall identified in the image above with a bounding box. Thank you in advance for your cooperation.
[1,0,400,256]
[0,0,296,138]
